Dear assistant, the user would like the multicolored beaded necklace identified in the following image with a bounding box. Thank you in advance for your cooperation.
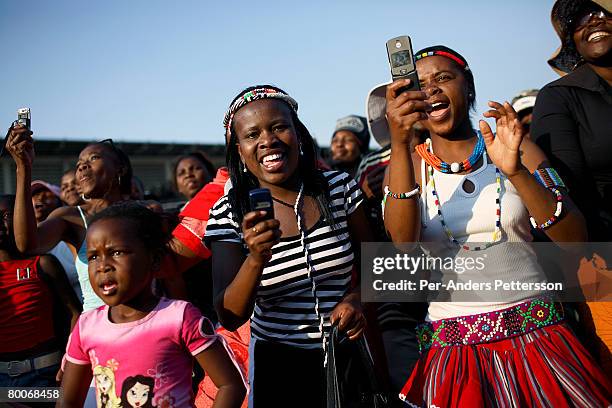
[423,137,503,251]
[415,135,485,173]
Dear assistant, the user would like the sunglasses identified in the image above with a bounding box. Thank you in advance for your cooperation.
[93,138,129,167]
[96,138,122,157]
[97,138,116,148]
[571,9,609,32]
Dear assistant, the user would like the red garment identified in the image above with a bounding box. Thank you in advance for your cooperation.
[195,324,250,408]
[172,168,230,259]
[400,323,612,408]
[0,257,55,353]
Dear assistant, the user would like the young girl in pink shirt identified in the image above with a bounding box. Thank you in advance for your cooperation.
[59,203,245,408]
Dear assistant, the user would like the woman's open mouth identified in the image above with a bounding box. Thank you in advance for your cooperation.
[428,102,450,121]
[260,152,286,172]
[79,175,93,186]
[587,31,610,42]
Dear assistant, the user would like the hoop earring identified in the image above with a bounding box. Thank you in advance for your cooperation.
[80,194,91,202]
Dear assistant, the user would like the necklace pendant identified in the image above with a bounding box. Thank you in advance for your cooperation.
[450,162,461,173]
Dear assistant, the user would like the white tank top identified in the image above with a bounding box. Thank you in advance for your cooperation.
[419,151,549,321]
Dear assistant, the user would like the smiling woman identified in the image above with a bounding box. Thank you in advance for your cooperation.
[5,127,132,311]
[205,85,371,407]
[531,0,612,375]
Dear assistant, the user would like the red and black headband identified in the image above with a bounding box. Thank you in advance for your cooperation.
[414,45,470,71]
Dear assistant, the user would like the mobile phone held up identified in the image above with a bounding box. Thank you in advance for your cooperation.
[17,108,31,129]
[386,36,420,94]
[249,188,274,220]
[0,107,31,158]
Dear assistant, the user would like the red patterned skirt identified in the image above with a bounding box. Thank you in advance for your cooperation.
[400,300,611,407]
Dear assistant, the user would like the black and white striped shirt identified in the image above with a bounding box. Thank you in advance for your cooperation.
[205,171,363,349]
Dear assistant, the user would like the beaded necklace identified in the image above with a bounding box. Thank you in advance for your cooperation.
[292,183,328,364]
[415,135,485,173]
[424,138,502,251]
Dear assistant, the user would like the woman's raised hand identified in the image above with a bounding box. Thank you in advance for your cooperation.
[5,123,34,168]
[479,101,525,177]
[386,79,431,146]
[241,210,281,265]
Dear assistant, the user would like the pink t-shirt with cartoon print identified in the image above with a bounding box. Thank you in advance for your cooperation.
[66,297,218,408]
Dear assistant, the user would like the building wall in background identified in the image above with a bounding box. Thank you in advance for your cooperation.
[0,140,227,201]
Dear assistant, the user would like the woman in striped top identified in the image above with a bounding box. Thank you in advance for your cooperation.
[205,85,370,407]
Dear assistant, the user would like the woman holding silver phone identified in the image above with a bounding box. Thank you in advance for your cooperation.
[381,45,610,406]
[6,127,133,313]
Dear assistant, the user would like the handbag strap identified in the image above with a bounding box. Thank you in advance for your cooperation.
[326,325,342,408]
[326,325,390,408]
[356,333,384,394]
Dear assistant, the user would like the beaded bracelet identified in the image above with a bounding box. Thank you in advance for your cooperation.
[529,187,564,230]
[383,184,421,200]
[533,168,566,190]
[381,184,421,220]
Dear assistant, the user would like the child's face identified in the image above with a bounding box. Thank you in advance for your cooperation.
[86,218,157,307]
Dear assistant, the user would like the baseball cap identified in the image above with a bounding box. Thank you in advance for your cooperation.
[333,115,371,151]
[31,180,61,198]
[511,89,539,115]
[366,82,391,148]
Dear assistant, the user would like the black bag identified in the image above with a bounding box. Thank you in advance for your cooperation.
[326,325,392,408]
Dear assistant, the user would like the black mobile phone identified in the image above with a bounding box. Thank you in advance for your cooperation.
[386,36,420,94]
[249,188,274,220]
[0,107,30,158]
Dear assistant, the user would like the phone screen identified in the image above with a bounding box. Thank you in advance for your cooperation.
[391,50,411,68]
[249,188,274,220]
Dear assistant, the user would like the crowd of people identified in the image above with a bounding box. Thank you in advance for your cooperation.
[1,0,611,407]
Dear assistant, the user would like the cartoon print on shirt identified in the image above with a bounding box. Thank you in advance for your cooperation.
[155,393,176,408]
[93,364,121,408]
[146,363,169,389]
[120,375,155,408]
[89,349,100,367]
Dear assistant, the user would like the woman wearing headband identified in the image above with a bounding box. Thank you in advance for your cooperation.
[205,85,369,407]
[382,45,610,406]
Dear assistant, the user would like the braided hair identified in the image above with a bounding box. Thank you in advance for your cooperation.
[225,85,334,226]
[88,202,169,254]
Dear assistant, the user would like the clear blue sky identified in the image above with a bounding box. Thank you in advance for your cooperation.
[0,0,559,149]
